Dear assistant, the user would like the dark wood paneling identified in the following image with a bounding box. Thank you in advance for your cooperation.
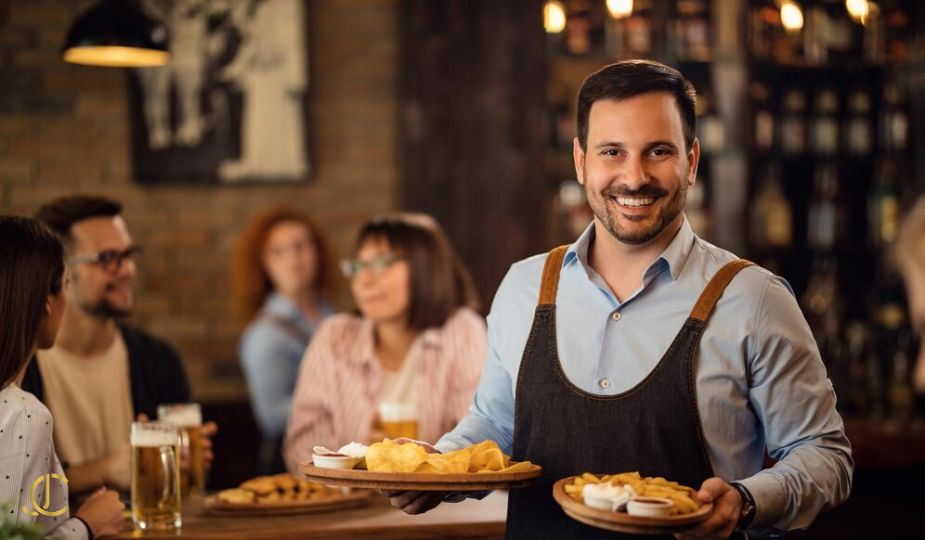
[399,0,549,308]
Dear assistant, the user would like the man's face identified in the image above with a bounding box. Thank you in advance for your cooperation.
[574,92,699,246]
[66,215,137,319]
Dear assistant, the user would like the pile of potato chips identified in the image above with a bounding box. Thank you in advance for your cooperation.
[365,439,534,474]
[565,472,702,515]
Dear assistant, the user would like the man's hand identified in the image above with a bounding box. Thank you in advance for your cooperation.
[674,477,742,540]
[380,438,458,514]
[382,490,450,514]
[201,421,217,471]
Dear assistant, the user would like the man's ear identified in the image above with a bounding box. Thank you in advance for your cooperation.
[573,137,586,186]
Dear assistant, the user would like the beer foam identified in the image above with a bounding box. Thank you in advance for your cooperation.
[131,428,178,447]
[159,406,201,427]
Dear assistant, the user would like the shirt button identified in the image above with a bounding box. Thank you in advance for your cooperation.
[599,378,611,389]
[611,311,622,321]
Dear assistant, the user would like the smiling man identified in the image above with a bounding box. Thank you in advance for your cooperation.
[387,61,853,539]
[22,195,213,497]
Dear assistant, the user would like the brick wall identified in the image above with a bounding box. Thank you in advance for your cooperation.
[0,0,400,401]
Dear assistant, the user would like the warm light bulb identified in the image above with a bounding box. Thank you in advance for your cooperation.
[780,1,804,32]
[606,0,633,19]
[845,0,869,24]
[544,0,566,34]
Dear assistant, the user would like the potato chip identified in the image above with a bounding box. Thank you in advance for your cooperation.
[365,439,533,474]
[366,439,429,472]
[567,471,702,515]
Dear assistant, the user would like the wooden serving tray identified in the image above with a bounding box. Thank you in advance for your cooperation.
[300,460,542,491]
[552,477,712,535]
[203,489,370,517]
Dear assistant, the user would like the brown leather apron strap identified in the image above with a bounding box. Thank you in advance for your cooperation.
[689,259,755,323]
[538,245,570,306]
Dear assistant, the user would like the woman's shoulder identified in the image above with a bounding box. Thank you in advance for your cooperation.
[312,312,368,345]
[0,384,52,426]
[439,307,486,335]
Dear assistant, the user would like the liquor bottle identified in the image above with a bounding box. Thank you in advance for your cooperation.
[673,0,710,61]
[697,90,724,155]
[779,89,807,155]
[846,90,873,156]
[880,84,909,152]
[750,163,792,249]
[565,7,592,55]
[751,82,774,153]
[888,330,914,420]
[807,164,841,250]
[802,5,828,65]
[810,89,839,156]
[869,160,900,245]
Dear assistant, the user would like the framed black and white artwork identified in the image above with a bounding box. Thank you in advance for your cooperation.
[128,0,310,184]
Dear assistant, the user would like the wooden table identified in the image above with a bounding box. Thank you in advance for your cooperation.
[112,491,507,540]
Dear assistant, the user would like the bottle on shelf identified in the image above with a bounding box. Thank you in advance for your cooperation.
[749,162,792,249]
[810,88,839,156]
[807,164,841,250]
[880,84,909,153]
[846,89,873,156]
[868,159,900,246]
[778,89,807,156]
[750,82,775,153]
[672,0,710,61]
[697,89,725,155]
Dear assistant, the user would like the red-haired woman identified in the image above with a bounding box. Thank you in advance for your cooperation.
[231,206,338,474]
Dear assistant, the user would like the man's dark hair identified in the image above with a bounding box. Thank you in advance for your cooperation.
[577,59,697,152]
[34,195,122,245]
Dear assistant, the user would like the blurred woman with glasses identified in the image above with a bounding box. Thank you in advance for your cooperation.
[284,213,487,472]
[231,206,338,474]
[0,216,124,539]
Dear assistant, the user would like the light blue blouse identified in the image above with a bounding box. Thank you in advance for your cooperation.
[239,293,332,438]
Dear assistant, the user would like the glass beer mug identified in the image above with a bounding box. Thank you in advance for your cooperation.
[378,401,419,440]
[157,403,205,498]
[130,422,181,530]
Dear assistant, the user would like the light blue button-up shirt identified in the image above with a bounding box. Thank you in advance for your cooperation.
[437,217,853,534]
[239,293,332,438]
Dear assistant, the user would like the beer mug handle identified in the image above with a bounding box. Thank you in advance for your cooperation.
[159,446,177,506]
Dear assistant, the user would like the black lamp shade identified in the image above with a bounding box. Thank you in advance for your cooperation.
[62,0,169,67]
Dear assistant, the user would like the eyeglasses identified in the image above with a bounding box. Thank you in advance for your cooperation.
[66,245,143,273]
[340,253,401,278]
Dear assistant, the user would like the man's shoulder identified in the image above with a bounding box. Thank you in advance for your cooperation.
[689,237,789,309]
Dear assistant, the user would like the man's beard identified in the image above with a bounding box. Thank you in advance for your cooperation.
[82,298,132,319]
[585,172,688,246]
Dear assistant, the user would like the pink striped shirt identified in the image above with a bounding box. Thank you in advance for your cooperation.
[284,307,487,473]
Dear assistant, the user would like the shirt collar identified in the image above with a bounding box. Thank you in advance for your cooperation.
[563,215,695,282]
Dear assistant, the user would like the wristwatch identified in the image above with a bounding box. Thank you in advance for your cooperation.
[730,482,756,532]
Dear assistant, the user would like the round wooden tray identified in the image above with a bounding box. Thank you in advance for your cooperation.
[203,489,370,517]
[300,460,542,491]
[552,477,713,535]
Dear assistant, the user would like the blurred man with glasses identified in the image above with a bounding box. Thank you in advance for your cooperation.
[22,195,214,498]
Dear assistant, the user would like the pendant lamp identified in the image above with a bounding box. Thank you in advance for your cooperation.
[62,0,169,68]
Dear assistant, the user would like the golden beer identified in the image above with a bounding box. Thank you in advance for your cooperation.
[130,422,181,530]
[378,402,419,440]
[158,404,204,497]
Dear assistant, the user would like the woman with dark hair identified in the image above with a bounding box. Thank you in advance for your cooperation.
[283,213,487,473]
[231,206,337,473]
[0,216,124,539]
